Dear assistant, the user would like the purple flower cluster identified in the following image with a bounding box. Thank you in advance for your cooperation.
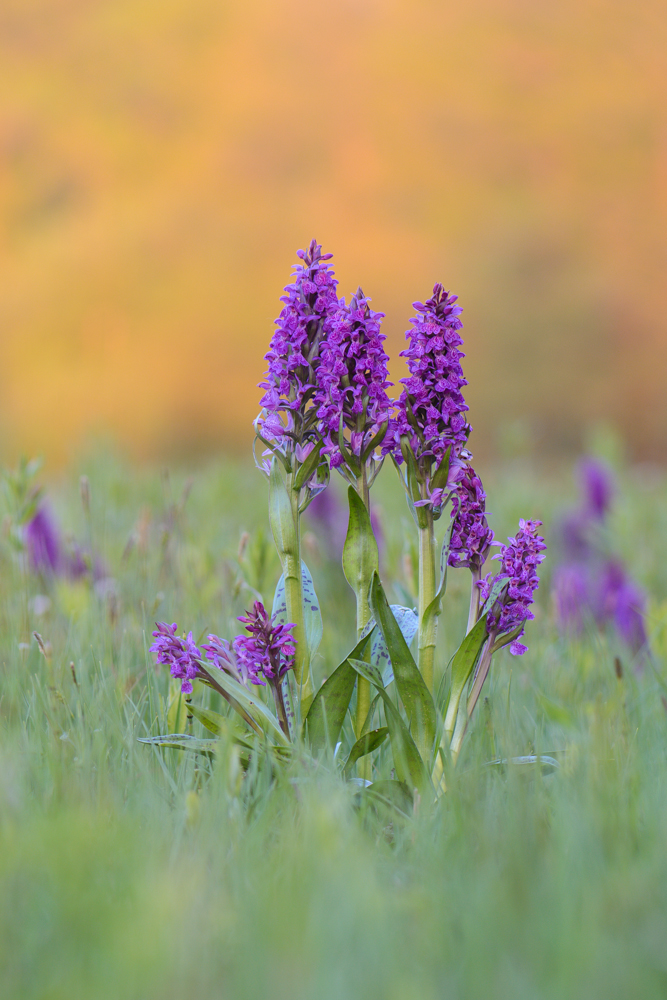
[314,288,393,473]
[554,560,647,652]
[233,601,296,686]
[384,284,470,475]
[552,457,648,654]
[150,622,202,694]
[447,466,494,570]
[25,504,105,581]
[256,240,339,458]
[479,519,546,655]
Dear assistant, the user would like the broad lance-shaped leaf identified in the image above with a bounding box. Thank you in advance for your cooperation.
[137,734,219,755]
[363,779,413,817]
[343,727,389,776]
[348,658,430,795]
[370,605,418,685]
[272,561,323,660]
[200,666,290,746]
[188,705,255,747]
[368,572,437,763]
[342,485,379,599]
[442,612,489,744]
[304,633,370,752]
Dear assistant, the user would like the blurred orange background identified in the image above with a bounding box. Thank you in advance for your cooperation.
[1,0,666,465]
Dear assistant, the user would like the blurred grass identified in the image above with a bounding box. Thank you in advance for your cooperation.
[1,452,667,998]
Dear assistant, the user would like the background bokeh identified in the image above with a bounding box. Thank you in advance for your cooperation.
[1,0,666,466]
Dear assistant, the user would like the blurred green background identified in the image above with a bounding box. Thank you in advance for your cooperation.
[1,0,666,464]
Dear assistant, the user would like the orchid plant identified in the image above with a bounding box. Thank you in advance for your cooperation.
[142,240,547,801]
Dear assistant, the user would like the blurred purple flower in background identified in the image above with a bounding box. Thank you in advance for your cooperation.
[25,503,106,581]
[552,457,648,657]
[579,457,614,521]
[552,563,590,634]
[25,506,61,574]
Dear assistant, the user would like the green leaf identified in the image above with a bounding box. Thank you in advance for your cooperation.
[485,755,560,777]
[480,576,509,616]
[348,658,430,794]
[186,704,250,743]
[167,678,191,734]
[137,734,219,755]
[293,440,324,491]
[268,457,297,560]
[342,486,379,598]
[429,446,452,493]
[304,633,370,752]
[370,605,419,685]
[200,666,290,746]
[343,727,389,775]
[272,562,323,660]
[420,524,454,646]
[360,420,388,465]
[491,624,523,654]
[363,779,413,817]
[443,612,489,743]
[368,572,437,763]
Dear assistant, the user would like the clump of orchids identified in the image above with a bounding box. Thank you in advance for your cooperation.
[142,240,547,799]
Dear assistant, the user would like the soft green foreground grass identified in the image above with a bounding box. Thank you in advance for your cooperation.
[1,452,666,999]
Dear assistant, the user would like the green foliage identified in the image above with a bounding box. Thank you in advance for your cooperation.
[1,453,666,998]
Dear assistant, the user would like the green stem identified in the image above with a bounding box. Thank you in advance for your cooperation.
[417,509,438,693]
[467,567,481,633]
[353,469,372,778]
[283,475,314,711]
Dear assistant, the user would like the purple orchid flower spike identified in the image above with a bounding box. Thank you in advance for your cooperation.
[254,239,340,494]
[233,601,296,735]
[447,466,494,572]
[314,287,393,489]
[479,518,547,655]
[150,622,202,694]
[383,284,471,510]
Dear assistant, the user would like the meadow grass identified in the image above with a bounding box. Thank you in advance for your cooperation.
[1,451,666,999]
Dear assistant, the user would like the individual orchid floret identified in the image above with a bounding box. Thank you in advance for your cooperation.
[384,284,471,496]
[150,622,202,694]
[255,240,340,473]
[478,519,546,655]
[314,288,393,484]
[233,601,296,686]
[447,466,494,570]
